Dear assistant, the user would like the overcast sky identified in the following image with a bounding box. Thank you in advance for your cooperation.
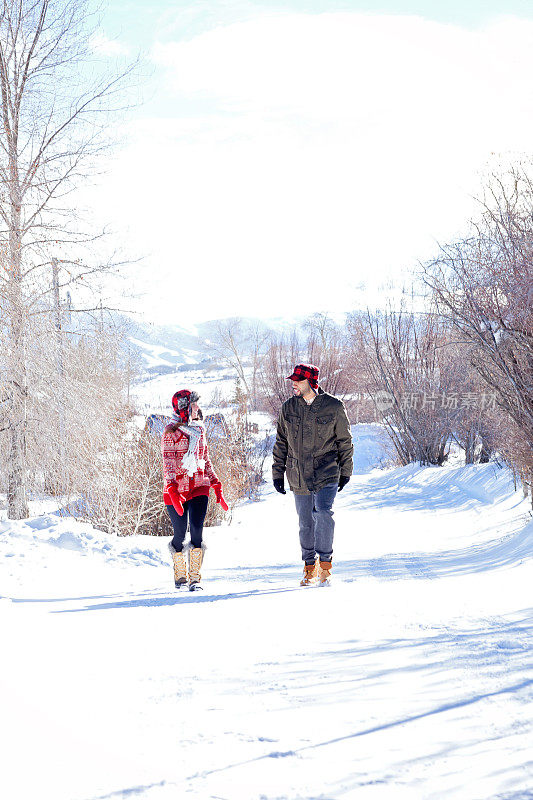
[81,0,533,325]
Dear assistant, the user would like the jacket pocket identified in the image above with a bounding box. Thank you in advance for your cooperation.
[315,413,335,445]
[286,455,301,489]
[285,414,301,450]
[286,414,300,433]
[313,449,339,482]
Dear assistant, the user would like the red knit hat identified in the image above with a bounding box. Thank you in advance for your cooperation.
[286,363,319,389]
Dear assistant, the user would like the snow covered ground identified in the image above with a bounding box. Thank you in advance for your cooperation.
[1,427,532,800]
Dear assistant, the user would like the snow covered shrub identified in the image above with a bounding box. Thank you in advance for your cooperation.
[71,402,266,535]
[70,421,173,537]
[0,309,134,518]
[488,412,533,504]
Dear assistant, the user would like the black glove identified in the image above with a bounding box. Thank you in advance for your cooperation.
[338,475,350,491]
[273,478,286,495]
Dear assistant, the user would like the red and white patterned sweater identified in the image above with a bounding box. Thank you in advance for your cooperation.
[161,423,219,504]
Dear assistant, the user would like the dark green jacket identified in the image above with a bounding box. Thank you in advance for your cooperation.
[272,387,354,495]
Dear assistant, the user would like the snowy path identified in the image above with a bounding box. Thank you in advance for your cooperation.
[1,460,532,800]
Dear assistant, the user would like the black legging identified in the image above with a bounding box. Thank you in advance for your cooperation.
[166,494,209,550]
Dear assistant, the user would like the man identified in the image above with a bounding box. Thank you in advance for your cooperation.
[272,363,354,586]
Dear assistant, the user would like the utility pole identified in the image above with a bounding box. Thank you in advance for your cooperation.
[65,291,72,327]
[52,257,66,494]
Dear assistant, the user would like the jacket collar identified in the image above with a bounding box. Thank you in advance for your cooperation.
[297,385,325,409]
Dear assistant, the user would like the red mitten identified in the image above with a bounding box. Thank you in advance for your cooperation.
[212,482,229,512]
[167,484,185,516]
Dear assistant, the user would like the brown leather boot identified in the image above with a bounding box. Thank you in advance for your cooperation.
[317,560,332,586]
[300,561,317,586]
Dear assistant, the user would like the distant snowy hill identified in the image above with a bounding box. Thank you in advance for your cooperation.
[117,314,211,374]
[117,310,357,416]
[118,311,350,377]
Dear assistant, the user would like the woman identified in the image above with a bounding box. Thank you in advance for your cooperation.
[162,389,228,591]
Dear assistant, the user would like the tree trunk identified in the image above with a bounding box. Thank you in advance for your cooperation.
[7,413,29,519]
[6,154,29,519]
[479,438,491,463]
[7,274,29,519]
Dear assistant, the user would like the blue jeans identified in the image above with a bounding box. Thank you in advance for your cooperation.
[294,482,338,564]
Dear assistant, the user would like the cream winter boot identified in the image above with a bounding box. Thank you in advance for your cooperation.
[188,543,206,591]
[168,541,187,588]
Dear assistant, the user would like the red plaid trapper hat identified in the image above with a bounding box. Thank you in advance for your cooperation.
[286,363,319,389]
[171,389,200,423]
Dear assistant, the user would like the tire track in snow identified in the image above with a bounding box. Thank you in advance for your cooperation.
[402,555,435,579]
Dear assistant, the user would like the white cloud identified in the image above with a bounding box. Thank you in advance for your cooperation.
[86,12,533,324]
[151,12,533,143]
[90,32,131,57]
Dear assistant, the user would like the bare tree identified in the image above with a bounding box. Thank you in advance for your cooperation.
[422,165,533,499]
[258,330,301,419]
[348,302,456,466]
[207,318,270,407]
[207,319,250,392]
[0,0,138,518]
[304,313,354,406]
[248,322,271,409]
[259,316,355,421]
[444,349,499,464]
